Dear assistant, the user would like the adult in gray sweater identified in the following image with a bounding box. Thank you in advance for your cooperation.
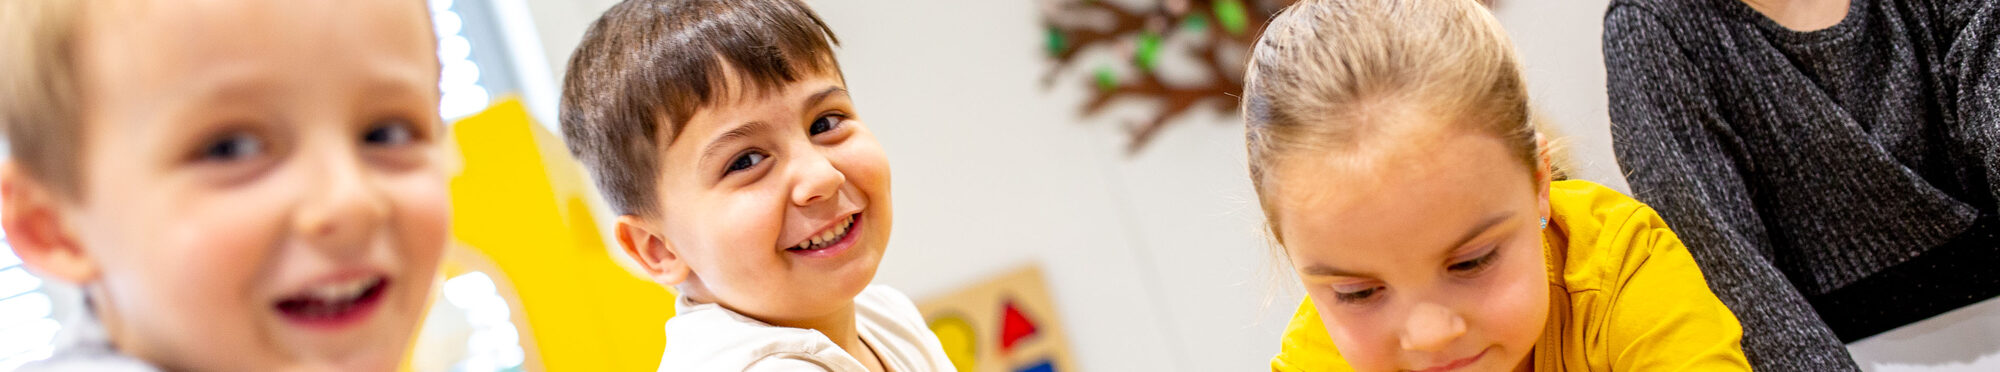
[1605,0,2000,371]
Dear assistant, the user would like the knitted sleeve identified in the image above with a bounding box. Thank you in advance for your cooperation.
[1602,4,1860,372]
[1944,0,2000,214]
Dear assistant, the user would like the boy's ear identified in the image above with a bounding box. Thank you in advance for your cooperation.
[614,215,689,286]
[0,162,98,284]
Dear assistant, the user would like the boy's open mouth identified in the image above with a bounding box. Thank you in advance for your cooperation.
[788,213,858,252]
[274,276,388,329]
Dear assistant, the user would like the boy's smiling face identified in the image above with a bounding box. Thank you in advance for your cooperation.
[1269,117,1550,372]
[625,70,892,326]
[3,0,449,370]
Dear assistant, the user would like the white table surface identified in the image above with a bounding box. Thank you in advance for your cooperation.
[1849,295,2000,371]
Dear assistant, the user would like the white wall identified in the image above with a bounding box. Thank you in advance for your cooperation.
[1491,1,1627,192]
[513,0,1999,370]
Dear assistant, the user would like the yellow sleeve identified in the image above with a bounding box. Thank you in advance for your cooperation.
[1271,299,1355,372]
[1600,214,1752,371]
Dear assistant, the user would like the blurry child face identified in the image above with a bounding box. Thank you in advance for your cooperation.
[646,72,892,326]
[55,0,448,370]
[1269,119,1550,372]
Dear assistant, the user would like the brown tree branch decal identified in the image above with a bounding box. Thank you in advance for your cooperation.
[1040,0,1497,155]
[1039,0,1294,155]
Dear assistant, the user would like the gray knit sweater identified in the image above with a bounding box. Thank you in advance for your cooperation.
[1605,0,2000,371]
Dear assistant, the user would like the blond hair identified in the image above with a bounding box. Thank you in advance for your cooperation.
[0,0,87,198]
[1242,0,1570,243]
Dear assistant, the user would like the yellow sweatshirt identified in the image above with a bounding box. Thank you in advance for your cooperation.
[1271,180,1751,372]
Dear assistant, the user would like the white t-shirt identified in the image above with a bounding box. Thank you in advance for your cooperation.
[18,297,160,372]
[657,285,955,372]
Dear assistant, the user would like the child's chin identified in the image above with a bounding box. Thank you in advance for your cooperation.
[263,311,419,371]
[822,252,882,289]
[780,272,875,310]
[282,342,406,372]
[294,356,399,372]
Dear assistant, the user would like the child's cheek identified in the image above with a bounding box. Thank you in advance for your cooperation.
[90,178,290,369]
[387,170,450,282]
[835,130,893,251]
[696,185,786,273]
[1320,310,1399,372]
[156,175,289,296]
[392,169,451,247]
[738,186,790,257]
[1478,241,1551,358]
[834,126,892,204]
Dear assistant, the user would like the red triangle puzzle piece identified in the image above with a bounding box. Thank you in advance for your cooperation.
[999,298,1039,353]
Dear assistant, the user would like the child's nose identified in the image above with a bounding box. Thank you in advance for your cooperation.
[1399,302,1467,353]
[294,149,388,254]
[788,149,846,206]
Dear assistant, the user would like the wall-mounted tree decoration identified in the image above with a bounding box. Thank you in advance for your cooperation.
[1040,0,1295,154]
[1040,0,1499,154]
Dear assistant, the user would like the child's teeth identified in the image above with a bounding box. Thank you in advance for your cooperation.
[306,277,377,302]
[349,278,376,297]
[312,286,342,301]
[792,216,857,252]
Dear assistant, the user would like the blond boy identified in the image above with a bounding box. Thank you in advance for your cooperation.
[1,1,453,370]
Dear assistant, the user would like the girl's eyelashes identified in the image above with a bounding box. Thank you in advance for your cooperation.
[808,114,846,136]
[724,151,768,175]
[197,131,266,163]
[1333,285,1385,304]
[1447,246,1501,274]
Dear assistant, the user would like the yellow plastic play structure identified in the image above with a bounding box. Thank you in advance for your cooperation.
[404,99,677,372]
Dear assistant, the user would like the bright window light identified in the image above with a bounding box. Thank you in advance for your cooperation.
[440,272,526,372]
[0,230,59,371]
[433,0,494,120]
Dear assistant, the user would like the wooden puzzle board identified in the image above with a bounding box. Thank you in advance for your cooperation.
[916,265,1079,372]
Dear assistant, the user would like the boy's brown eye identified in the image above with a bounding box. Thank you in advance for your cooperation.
[726,152,767,174]
[363,120,417,146]
[808,115,844,135]
[200,132,264,162]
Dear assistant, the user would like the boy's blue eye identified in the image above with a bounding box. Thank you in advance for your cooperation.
[363,120,416,147]
[726,152,767,174]
[201,133,264,162]
[1334,286,1383,303]
[1447,248,1500,273]
[808,115,844,135]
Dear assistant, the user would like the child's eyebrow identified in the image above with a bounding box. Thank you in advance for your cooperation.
[803,86,847,108]
[1444,212,1513,257]
[169,69,271,108]
[699,121,773,164]
[1300,263,1365,278]
[1297,211,1514,278]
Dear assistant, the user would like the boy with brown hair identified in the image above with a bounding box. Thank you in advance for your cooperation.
[560,0,952,371]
